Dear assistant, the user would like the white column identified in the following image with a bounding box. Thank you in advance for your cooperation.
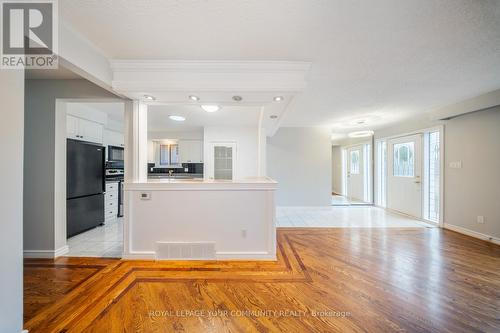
[124,100,148,182]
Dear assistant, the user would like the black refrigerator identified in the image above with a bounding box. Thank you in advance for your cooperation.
[67,139,105,237]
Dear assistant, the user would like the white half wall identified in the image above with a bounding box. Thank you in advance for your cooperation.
[0,70,24,333]
[444,107,500,240]
[267,127,332,206]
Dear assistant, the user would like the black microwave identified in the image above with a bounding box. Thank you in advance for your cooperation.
[108,145,124,162]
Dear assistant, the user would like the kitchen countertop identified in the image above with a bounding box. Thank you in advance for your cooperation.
[124,177,277,190]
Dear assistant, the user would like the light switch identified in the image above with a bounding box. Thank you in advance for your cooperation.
[477,216,485,224]
[449,161,462,169]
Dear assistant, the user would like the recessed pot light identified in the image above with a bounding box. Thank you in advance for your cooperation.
[189,95,199,101]
[273,96,284,102]
[143,94,156,101]
[270,115,278,119]
[348,130,374,138]
[169,115,186,122]
[201,105,220,112]
[232,95,243,102]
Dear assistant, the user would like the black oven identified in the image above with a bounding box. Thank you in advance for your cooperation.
[108,145,124,162]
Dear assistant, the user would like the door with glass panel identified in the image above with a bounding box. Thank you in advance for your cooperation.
[346,145,364,203]
[387,134,422,217]
[211,143,236,180]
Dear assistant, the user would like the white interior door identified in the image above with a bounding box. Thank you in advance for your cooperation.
[347,145,364,202]
[387,134,422,217]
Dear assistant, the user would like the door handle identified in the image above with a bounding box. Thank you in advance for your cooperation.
[414,180,421,184]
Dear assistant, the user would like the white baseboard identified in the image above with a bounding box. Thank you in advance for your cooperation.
[444,224,500,245]
[122,250,276,260]
[24,245,69,258]
[216,251,276,260]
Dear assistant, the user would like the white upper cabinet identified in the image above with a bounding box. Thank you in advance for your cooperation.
[179,140,203,163]
[66,115,103,144]
[66,115,79,140]
[104,129,125,147]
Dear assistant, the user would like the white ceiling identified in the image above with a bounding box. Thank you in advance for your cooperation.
[148,105,261,131]
[60,0,500,131]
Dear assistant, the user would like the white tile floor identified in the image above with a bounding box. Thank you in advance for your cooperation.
[277,206,433,228]
[64,207,431,258]
[66,217,123,258]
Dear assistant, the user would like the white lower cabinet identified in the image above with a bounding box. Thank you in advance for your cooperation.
[105,182,119,223]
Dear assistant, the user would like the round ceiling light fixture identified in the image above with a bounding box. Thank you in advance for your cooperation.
[348,130,374,138]
[273,96,284,102]
[169,115,186,122]
[232,95,243,102]
[201,105,220,112]
[143,94,156,101]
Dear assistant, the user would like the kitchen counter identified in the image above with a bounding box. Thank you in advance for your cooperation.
[125,177,277,190]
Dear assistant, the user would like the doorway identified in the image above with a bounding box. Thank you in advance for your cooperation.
[379,128,442,224]
[331,141,373,206]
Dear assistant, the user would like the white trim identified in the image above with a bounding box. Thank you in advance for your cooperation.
[216,251,276,260]
[444,224,500,245]
[24,245,69,259]
[122,251,276,260]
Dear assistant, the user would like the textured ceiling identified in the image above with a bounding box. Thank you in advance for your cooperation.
[60,0,500,131]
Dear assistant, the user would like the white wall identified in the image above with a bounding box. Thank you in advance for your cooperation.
[332,146,343,195]
[444,107,500,239]
[0,71,24,332]
[267,127,332,206]
[24,79,119,255]
[148,129,204,140]
[204,126,260,179]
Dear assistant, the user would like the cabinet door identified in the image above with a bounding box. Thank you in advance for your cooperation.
[78,118,103,144]
[179,140,191,163]
[66,115,80,140]
[191,141,203,163]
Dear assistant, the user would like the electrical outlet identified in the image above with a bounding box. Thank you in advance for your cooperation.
[184,168,189,172]
[477,216,485,224]
[140,192,151,200]
[241,229,247,238]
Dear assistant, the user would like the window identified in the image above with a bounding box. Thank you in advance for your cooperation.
[350,150,360,174]
[213,146,233,180]
[160,144,169,165]
[393,142,414,177]
[424,131,440,222]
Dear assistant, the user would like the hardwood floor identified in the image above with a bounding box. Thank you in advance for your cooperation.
[24,228,500,332]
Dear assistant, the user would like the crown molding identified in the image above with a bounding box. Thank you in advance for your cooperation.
[111,60,311,94]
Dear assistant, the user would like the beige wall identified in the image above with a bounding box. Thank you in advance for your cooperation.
[444,107,500,239]
[267,127,332,206]
[0,70,24,332]
[24,79,120,254]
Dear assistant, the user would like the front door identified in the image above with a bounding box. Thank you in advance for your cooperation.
[387,134,422,217]
[347,145,364,202]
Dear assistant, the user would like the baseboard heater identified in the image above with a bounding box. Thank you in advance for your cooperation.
[155,241,216,260]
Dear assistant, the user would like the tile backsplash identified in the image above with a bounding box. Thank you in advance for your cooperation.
[148,163,203,175]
